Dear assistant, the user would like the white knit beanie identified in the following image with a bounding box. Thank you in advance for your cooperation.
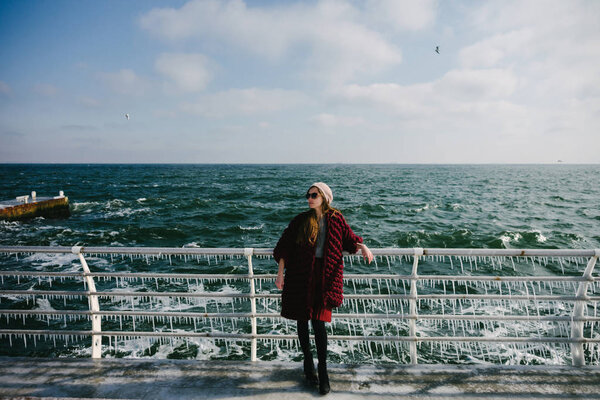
[311,182,333,205]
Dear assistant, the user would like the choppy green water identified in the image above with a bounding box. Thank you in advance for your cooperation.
[1,164,599,363]
[2,164,599,249]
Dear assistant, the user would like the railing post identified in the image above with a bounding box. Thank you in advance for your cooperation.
[409,248,423,365]
[570,250,598,366]
[72,246,102,359]
[245,248,257,362]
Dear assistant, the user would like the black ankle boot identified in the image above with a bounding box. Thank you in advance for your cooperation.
[318,363,330,395]
[304,358,318,385]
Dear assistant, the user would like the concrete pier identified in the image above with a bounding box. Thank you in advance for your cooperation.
[0,192,69,221]
[0,357,599,399]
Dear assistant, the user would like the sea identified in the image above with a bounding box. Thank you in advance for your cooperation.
[1,164,599,364]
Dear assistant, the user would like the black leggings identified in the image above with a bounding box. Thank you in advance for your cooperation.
[297,319,327,366]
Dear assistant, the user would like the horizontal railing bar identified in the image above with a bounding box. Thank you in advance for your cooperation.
[84,247,250,256]
[1,290,89,297]
[3,271,597,284]
[0,290,252,298]
[419,249,598,257]
[2,309,600,322]
[345,275,597,282]
[0,271,83,278]
[3,290,600,302]
[333,314,600,322]
[0,272,251,280]
[3,271,597,283]
[1,246,597,258]
[86,273,251,280]
[0,246,75,254]
[2,329,598,343]
[272,274,597,282]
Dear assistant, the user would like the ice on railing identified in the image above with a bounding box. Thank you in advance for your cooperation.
[1,249,598,364]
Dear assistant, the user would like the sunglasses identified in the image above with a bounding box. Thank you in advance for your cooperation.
[305,192,319,199]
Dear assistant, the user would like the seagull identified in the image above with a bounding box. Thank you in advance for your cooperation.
[125,113,130,120]
[435,46,440,54]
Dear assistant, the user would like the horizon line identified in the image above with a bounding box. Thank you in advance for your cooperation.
[0,162,598,166]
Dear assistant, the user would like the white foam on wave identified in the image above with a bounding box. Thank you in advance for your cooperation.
[415,204,429,212]
[136,198,147,203]
[239,224,264,231]
[0,220,22,231]
[500,232,522,247]
[450,203,462,211]
[104,207,151,218]
[531,229,548,242]
[33,298,56,311]
[22,253,79,271]
[72,201,101,211]
[105,199,126,208]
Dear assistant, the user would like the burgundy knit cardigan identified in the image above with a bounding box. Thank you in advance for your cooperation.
[273,209,363,321]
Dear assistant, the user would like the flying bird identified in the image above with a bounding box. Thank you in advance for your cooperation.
[435,46,440,54]
[125,113,130,120]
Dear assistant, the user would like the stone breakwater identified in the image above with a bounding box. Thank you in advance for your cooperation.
[0,194,70,221]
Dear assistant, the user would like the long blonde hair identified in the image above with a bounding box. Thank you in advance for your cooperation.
[296,186,338,245]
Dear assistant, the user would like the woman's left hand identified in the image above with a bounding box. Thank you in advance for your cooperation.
[358,243,374,264]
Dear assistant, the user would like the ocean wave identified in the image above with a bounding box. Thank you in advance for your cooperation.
[500,232,523,247]
[530,229,547,243]
[33,298,56,311]
[497,230,547,248]
[22,253,79,270]
[238,224,264,231]
[578,208,600,220]
[72,201,101,211]
[0,220,23,231]
[103,207,151,218]
[449,203,463,211]
[104,199,126,209]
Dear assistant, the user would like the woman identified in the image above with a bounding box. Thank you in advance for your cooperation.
[274,182,373,395]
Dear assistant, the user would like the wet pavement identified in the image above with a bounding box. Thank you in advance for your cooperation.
[0,357,599,399]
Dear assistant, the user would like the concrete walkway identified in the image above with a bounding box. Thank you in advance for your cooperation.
[0,357,599,399]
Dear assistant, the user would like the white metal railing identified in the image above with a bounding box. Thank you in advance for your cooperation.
[0,246,598,365]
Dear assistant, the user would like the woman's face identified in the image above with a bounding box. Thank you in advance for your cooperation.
[306,187,323,209]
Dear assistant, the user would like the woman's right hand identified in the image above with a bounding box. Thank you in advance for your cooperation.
[275,273,284,290]
[276,259,285,290]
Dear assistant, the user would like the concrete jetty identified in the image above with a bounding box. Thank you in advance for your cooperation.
[0,357,599,399]
[0,191,69,221]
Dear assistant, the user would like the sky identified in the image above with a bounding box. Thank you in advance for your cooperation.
[0,0,599,164]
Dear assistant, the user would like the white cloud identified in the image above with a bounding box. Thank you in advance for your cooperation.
[435,69,518,100]
[332,67,537,144]
[461,0,600,102]
[99,69,149,96]
[139,0,409,82]
[33,83,59,97]
[365,0,437,32]
[181,88,308,117]
[459,29,535,69]
[155,53,213,92]
[336,68,518,116]
[0,81,11,95]
[310,113,364,128]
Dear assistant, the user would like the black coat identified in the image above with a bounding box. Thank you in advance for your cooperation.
[273,209,362,321]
